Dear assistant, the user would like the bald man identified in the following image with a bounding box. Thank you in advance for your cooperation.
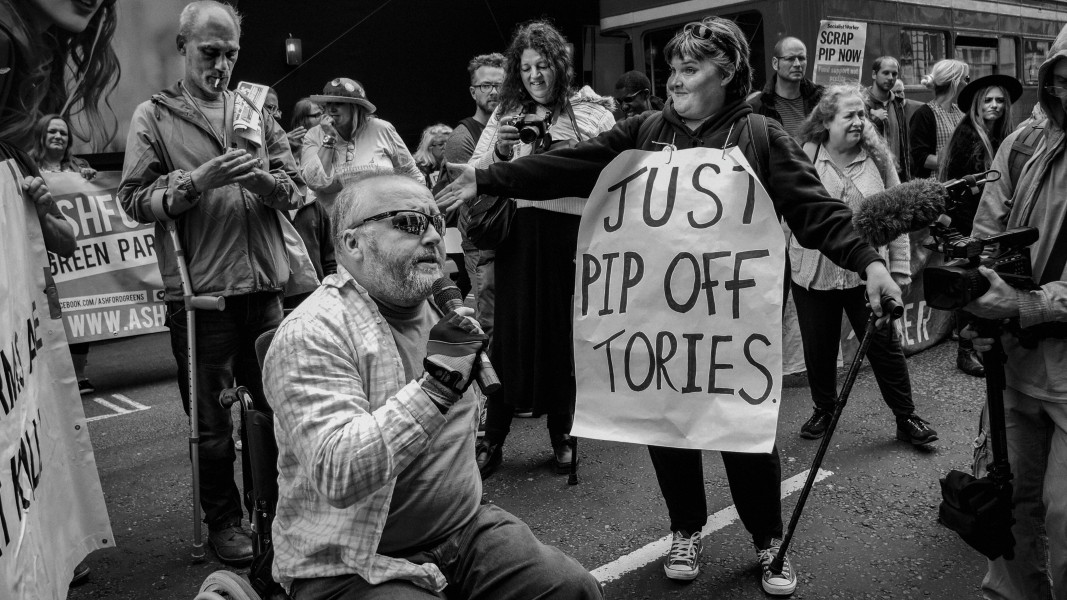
[749,36,824,139]
[264,174,602,600]
[119,0,303,565]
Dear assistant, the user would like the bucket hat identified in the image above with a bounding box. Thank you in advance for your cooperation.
[310,78,376,114]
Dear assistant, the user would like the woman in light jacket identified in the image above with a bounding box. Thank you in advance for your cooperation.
[790,85,937,447]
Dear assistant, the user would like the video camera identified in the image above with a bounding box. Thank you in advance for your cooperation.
[921,171,1039,311]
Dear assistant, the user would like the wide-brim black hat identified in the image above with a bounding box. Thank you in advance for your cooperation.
[957,74,1023,112]
[310,78,376,114]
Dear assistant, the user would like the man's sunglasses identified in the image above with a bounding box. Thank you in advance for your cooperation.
[618,89,648,102]
[355,210,445,237]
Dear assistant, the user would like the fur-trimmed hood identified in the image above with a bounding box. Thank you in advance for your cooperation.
[571,85,617,112]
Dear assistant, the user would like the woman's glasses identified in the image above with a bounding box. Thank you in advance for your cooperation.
[355,210,445,237]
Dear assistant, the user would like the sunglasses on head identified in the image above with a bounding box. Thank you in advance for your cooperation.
[619,89,648,102]
[356,210,445,237]
[330,78,358,92]
[683,21,715,40]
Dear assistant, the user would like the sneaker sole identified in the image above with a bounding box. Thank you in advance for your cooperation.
[896,430,939,445]
[663,563,700,581]
[762,578,797,595]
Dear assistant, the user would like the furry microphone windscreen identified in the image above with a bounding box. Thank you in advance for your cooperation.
[852,178,947,247]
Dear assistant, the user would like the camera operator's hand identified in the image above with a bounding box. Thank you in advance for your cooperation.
[864,261,902,319]
[960,325,994,353]
[964,266,1021,320]
[422,308,488,404]
[434,162,476,215]
[191,148,259,192]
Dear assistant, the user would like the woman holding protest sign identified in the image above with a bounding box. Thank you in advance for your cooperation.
[467,19,616,479]
[790,84,937,446]
[30,113,100,394]
[1,0,119,586]
[437,17,902,596]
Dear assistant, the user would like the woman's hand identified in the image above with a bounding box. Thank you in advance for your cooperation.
[319,116,340,141]
[434,162,477,215]
[23,176,55,211]
[287,126,307,147]
[864,261,903,321]
[79,167,97,181]
[495,120,520,159]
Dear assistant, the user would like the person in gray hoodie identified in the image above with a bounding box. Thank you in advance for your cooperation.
[965,21,1067,600]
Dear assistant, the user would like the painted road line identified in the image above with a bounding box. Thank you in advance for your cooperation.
[112,393,149,411]
[86,394,152,422]
[591,468,834,584]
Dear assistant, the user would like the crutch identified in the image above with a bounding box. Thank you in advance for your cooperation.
[167,220,226,560]
[769,296,903,574]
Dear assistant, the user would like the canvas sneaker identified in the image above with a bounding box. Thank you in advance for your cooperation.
[663,530,702,580]
[757,538,797,595]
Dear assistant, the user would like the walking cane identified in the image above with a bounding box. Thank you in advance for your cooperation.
[769,296,902,574]
[167,221,225,560]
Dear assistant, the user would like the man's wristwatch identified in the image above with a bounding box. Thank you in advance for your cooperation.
[322,134,336,149]
[176,171,201,200]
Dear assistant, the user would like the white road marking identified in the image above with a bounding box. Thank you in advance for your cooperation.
[86,394,152,422]
[591,468,834,584]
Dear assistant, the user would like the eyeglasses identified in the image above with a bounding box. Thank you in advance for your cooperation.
[1045,85,1067,97]
[264,103,281,116]
[355,210,445,237]
[330,78,358,92]
[473,83,501,92]
[308,111,323,119]
[776,55,807,64]
[683,21,715,40]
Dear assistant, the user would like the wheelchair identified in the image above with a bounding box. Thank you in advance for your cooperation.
[194,330,287,600]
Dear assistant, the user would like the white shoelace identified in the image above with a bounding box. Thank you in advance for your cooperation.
[668,533,699,565]
[758,546,793,579]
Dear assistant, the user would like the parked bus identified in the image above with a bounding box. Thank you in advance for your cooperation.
[597,0,1067,122]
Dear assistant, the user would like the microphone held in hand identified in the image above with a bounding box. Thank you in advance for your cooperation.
[431,278,502,394]
[851,178,948,247]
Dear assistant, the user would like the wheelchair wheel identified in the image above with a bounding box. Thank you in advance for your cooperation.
[195,570,261,600]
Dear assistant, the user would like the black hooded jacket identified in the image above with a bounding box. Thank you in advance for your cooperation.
[475,97,881,275]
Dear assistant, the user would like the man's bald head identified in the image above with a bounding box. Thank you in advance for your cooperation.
[772,37,808,83]
[178,1,242,43]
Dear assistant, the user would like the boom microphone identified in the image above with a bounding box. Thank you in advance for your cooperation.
[851,178,947,247]
[431,278,502,395]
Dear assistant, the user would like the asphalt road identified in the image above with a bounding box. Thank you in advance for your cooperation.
[67,332,990,600]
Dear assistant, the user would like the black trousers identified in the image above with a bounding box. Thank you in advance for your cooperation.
[791,283,915,418]
[647,445,784,549]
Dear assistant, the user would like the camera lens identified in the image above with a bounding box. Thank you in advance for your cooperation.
[518,126,539,144]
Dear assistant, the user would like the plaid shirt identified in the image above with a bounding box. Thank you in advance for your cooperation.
[929,102,964,169]
[264,265,458,593]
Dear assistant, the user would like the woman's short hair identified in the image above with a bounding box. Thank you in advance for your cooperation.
[290,98,320,130]
[921,59,969,95]
[413,123,453,168]
[28,113,72,165]
[798,84,897,178]
[497,20,575,115]
[663,17,753,101]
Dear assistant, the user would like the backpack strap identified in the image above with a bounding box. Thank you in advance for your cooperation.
[745,114,771,181]
[1007,121,1045,188]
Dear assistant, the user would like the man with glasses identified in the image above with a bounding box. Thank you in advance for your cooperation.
[264,173,603,600]
[118,0,303,567]
[965,23,1067,600]
[443,53,505,340]
[612,70,665,120]
[749,36,823,139]
[863,56,912,181]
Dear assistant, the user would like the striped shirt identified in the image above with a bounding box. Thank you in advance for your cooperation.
[265,265,479,593]
[471,86,616,215]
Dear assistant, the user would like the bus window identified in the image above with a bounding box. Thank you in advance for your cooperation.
[1024,39,1052,84]
[955,35,1016,78]
[640,10,764,101]
[899,29,946,86]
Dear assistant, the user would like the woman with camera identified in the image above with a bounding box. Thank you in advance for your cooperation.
[941,74,1022,376]
[469,19,616,478]
[790,85,937,446]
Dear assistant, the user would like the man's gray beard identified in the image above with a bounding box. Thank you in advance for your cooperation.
[365,238,440,304]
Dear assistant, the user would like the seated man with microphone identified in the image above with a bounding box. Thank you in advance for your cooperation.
[263,173,602,600]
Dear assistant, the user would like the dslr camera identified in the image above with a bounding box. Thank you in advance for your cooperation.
[921,171,1039,311]
[503,113,550,145]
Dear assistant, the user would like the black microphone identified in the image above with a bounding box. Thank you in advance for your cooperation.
[851,178,948,247]
[431,278,502,395]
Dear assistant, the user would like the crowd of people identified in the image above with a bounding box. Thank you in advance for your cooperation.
[2,0,1067,598]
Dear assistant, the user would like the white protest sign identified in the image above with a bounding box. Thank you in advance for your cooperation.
[572,147,785,453]
[0,159,113,598]
[813,20,868,86]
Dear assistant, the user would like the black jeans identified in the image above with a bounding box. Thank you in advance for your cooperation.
[791,283,915,418]
[166,291,283,529]
[647,445,784,548]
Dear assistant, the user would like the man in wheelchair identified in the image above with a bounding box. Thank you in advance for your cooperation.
[263,173,602,599]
